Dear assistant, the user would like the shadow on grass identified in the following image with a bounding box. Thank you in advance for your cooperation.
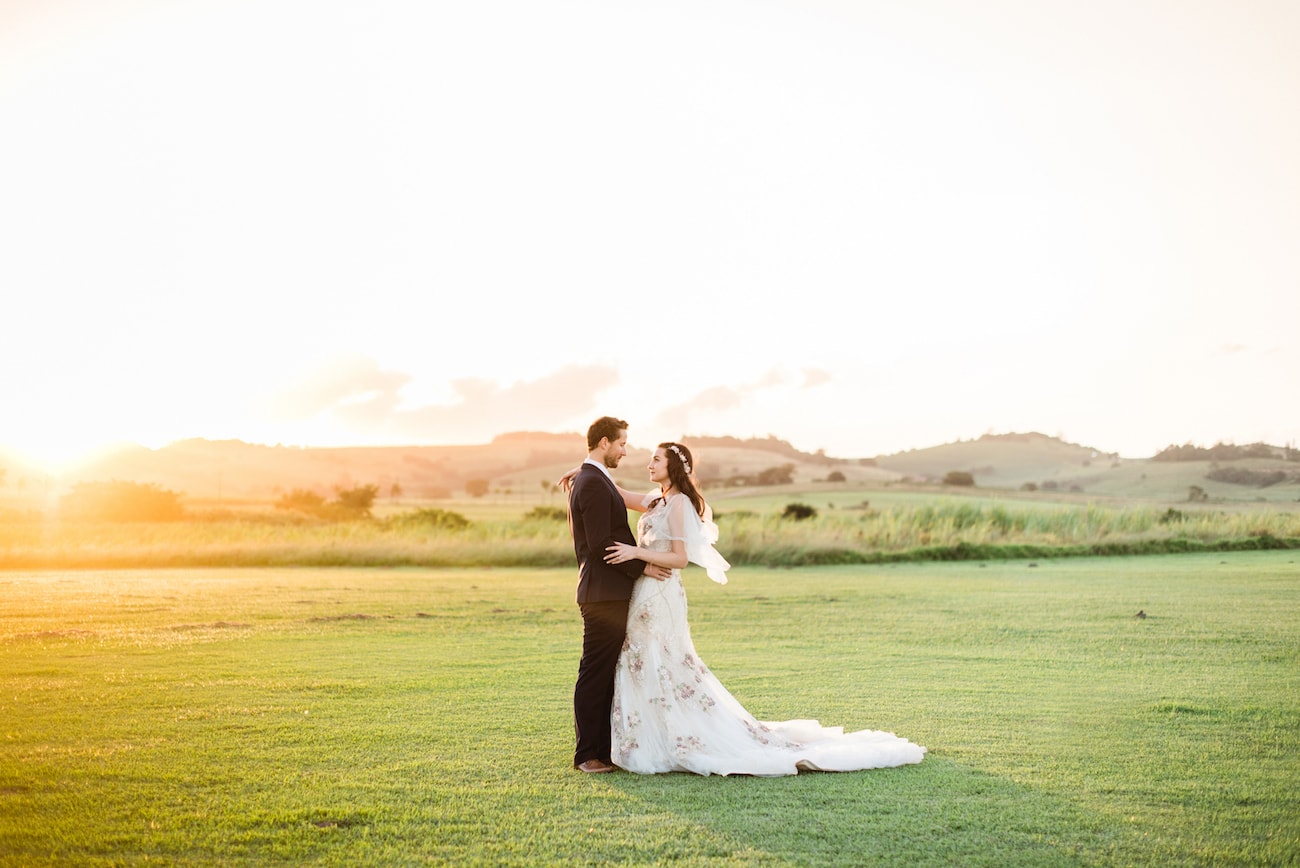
[603,756,1131,867]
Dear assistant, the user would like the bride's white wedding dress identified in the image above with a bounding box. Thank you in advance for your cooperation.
[611,493,926,776]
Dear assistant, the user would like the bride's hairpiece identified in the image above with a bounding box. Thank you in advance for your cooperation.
[668,444,692,475]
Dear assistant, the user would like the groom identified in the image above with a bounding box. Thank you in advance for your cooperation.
[568,416,669,773]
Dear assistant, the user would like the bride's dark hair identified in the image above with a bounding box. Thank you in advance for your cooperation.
[656,441,705,518]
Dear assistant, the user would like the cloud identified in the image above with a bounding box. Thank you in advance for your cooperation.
[261,358,621,444]
[396,365,621,440]
[802,368,832,388]
[688,386,747,413]
[653,370,787,435]
[265,355,412,421]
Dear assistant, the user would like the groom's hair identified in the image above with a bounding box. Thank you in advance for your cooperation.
[587,416,629,450]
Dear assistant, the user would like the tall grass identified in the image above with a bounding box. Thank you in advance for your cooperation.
[1,500,1297,569]
[718,502,1300,563]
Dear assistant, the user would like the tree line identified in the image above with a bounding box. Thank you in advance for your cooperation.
[1152,442,1299,462]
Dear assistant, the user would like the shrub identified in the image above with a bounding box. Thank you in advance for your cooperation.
[826,470,846,483]
[466,478,490,498]
[1020,482,1038,492]
[334,484,380,517]
[276,485,381,520]
[523,505,568,522]
[61,480,184,522]
[391,508,471,530]
[942,471,975,487]
[781,502,818,520]
[1205,467,1289,487]
[275,489,329,516]
[754,464,794,485]
[1159,508,1185,524]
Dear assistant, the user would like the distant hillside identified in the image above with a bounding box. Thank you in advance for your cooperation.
[874,432,1113,488]
[683,435,843,465]
[0,432,883,508]
[874,432,1300,503]
[4,430,1298,509]
[52,435,588,502]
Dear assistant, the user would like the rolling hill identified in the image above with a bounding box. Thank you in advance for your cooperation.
[872,433,1300,504]
[2,431,1297,509]
[874,432,1112,488]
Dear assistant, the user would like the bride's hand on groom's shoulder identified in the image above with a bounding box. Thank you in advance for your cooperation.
[556,465,581,490]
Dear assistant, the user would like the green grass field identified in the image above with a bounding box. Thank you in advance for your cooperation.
[2,553,1297,865]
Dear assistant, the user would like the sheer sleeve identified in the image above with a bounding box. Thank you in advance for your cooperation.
[665,494,731,585]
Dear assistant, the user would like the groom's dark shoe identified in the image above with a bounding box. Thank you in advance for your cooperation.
[575,759,617,773]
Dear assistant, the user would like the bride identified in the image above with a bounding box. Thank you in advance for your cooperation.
[594,441,926,776]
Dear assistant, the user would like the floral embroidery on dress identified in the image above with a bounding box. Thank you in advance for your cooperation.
[684,653,710,683]
[624,643,644,679]
[674,735,704,756]
[612,703,641,761]
[647,696,673,713]
[674,681,696,701]
[744,718,772,745]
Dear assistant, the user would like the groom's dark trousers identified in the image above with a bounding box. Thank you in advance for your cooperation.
[569,464,645,767]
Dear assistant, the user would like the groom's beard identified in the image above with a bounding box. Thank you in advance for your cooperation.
[603,454,621,469]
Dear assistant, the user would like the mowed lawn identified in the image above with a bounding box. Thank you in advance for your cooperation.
[1,553,1297,866]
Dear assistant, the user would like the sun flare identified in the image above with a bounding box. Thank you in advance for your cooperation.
[0,1,1297,465]
[2,433,131,478]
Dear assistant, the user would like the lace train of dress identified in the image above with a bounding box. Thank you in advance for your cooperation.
[611,494,926,776]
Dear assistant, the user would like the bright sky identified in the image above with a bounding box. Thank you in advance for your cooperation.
[2,0,1297,472]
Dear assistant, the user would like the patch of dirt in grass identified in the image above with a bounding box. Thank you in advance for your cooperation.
[8,629,97,642]
[1150,701,1218,716]
[311,816,367,829]
[308,613,394,622]
[168,621,252,631]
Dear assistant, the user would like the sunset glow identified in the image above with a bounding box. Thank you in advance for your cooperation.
[2,0,1297,472]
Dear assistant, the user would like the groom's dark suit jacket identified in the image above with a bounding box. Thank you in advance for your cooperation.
[570,463,646,602]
